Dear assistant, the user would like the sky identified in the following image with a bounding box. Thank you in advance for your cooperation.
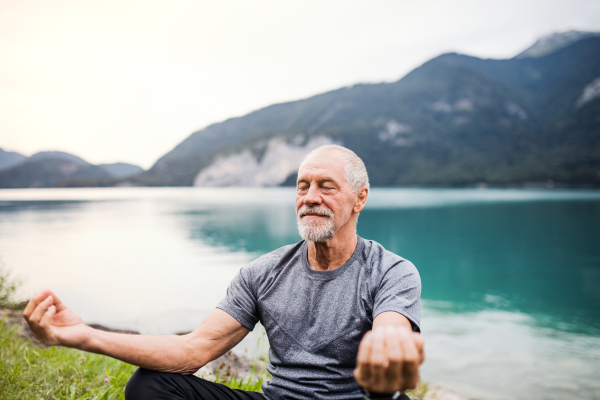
[1,0,599,169]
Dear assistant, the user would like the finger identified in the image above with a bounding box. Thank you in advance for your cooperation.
[354,331,374,385]
[384,326,403,390]
[39,305,56,329]
[369,328,387,391]
[34,304,57,345]
[398,327,420,390]
[413,332,425,363]
[23,290,52,319]
[29,295,53,325]
[43,290,67,312]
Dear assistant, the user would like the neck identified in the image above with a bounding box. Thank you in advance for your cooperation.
[307,223,358,271]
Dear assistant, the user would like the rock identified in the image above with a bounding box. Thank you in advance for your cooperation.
[87,324,140,335]
[194,350,267,383]
[1,309,48,346]
[193,135,334,187]
[423,385,469,400]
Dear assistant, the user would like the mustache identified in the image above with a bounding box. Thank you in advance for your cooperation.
[297,205,334,219]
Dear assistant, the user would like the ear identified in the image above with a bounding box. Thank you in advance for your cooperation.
[353,187,369,213]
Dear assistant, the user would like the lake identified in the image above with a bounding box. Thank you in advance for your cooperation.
[1,187,599,400]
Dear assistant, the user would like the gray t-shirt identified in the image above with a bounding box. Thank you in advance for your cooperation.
[217,237,421,400]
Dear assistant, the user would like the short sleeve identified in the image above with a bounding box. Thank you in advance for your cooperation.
[217,267,260,331]
[373,259,422,332]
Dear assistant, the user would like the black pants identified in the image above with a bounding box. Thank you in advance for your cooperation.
[125,368,266,400]
[125,368,410,400]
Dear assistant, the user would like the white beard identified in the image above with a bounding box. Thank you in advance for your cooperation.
[296,205,336,243]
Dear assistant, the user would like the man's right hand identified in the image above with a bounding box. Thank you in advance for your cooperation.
[354,325,424,395]
[22,289,92,348]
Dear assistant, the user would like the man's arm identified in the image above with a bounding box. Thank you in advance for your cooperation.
[23,289,249,375]
[353,311,424,395]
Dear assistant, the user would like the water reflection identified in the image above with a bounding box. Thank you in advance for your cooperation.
[182,205,299,255]
[0,200,89,215]
[421,307,600,400]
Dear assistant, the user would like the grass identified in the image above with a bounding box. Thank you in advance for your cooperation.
[0,317,266,400]
[1,317,136,400]
[407,382,429,400]
[207,364,266,392]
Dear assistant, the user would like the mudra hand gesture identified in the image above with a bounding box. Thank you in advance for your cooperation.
[22,289,92,348]
[354,325,424,395]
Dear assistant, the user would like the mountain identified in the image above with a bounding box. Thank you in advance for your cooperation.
[515,30,600,59]
[138,32,600,188]
[0,148,27,171]
[0,151,144,188]
[0,158,111,189]
[28,151,89,165]
[0,148,147,188]
[99,163,144,179]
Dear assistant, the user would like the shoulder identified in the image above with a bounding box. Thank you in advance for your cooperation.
[240,241,304,279]
[359,238,420,282]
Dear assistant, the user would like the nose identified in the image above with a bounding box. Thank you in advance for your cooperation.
[303,183,322,206]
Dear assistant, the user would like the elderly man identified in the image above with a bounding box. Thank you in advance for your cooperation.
[23,145,423,400]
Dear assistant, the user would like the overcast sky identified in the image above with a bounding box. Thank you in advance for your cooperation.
[1,0,599,169]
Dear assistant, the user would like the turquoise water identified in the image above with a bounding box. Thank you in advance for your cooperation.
[0,188,599,399]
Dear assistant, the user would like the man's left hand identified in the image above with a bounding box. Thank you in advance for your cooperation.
[353,325,424,394]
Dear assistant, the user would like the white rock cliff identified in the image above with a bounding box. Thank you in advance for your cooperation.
[193,136,335,187]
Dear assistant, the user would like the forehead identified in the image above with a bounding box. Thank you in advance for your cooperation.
[298,151,346,182]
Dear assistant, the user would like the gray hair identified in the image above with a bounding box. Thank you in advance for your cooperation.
[299,145,370,192]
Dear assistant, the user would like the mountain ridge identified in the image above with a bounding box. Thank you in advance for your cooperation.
[136,33,600,188]
[515,30,600,59]
[0,148,27,171]
[0,151,144,188]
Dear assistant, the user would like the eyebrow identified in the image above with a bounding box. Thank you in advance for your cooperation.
[297,176,339,185]
[320,177,338,184]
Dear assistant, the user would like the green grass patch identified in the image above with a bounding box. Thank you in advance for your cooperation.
[1,318,136,400]
[0,318,265,400]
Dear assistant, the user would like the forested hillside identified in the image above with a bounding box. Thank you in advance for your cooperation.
[0,151,144,188]
[137,33,600,187]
